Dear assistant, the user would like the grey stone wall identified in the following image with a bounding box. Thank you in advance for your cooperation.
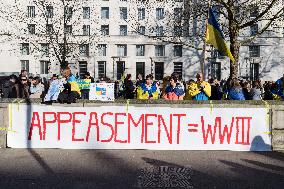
[0,99,283,150]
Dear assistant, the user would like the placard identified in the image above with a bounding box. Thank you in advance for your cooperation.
[89,83,114,101]
[7,104,271,151]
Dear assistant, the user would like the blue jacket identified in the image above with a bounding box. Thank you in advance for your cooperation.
[228,87,245,100]
[272,78,284,99]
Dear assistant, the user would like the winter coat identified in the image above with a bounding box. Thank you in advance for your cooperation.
[228,87,245,100]
[163,84,184,100]
[250,87,262,100]
[124,79,135,99]
[30,83,44,98]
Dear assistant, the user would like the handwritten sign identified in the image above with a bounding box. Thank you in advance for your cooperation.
[44,79,66,102]
[77,79,91,90]
[89,83,114,101]
[7,105,271,151]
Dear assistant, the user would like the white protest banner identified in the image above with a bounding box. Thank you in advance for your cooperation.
[7,104,271,151]
[89,83,114,101]
[44,79,66,102]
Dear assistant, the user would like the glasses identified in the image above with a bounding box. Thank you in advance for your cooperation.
[21,78,27,81]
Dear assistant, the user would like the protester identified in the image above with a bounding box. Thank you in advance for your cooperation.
[187,73,211,100]
[4,75,20,98]
[84,72,94,83]
[81,72,94,100]
[241,81,252,100]
[19,69,28,79]
[58,67,80,103]
[18,75,30,99]
[136,74,144,87]
[124,74,135,99]
[250,80,262,100]
[29,76,44,99]
[162,76,184,100]
[209,78,223,100]
[137,74,159,100]
[228,79,245,100]
[161,76,171,98]
[272,76,284,100]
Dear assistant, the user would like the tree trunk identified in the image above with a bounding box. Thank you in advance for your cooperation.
[230,38,240,79]
[229,16,240,79]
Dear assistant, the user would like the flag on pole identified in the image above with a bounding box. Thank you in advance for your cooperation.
[206,8,235,62]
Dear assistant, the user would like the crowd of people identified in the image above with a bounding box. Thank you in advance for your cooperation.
[1,68,284,102]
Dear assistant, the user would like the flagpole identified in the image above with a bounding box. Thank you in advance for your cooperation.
[201,0,212,80]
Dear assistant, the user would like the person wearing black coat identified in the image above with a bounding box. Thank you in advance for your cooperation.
[124,74,135,99]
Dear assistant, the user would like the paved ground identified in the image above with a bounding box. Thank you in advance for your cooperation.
[0,149,283,189]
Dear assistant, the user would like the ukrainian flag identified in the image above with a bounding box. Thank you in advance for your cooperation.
[206,8,235,62]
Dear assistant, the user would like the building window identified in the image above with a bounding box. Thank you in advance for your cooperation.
[83,25,90,36]
[136,45,145,56]
[250,7,258,17]
[117,45,127,56]
[64,6,73,19]
[120,25,127,36]
[28,24,35,34]
[98,44,107,56]
[40,61,50,74]
[249,45,260,57]
[155,45,165,56]
[59,43,70,56]
[64,25,72,34]
[21,43,29,55]
[120,7,128,20]
[41,44,49,56]
[156,8,164,20]
[20,60,29,73]
[174,8,182,21]
[101,25,109,35]
[46,6,53,18]
[250,24,258,36]
[138,8,145,20]
[174,62,183,79]
[212,49,225,59]
[155,62,164,80]
[174,26,182,36]
[250,63,260,81]
[136,62,145,79]
[79,61,88,78]
[27,6,35,18]
[98,61,106,78]
[211,62,221,80]
[156,26,164,36]
[138,26,145,35]
[101,7,109,19]
[174,45,182,57]
[79,44,89,56]
[46,24,53,34]
[83,7,90,19]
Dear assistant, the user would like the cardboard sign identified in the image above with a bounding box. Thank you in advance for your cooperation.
[7,104,271,151]
[89,83,114,101]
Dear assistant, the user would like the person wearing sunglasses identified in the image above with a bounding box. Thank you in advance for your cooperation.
[18,76,30,99]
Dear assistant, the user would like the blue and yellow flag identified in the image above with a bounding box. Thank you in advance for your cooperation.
[206,8,235,62]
